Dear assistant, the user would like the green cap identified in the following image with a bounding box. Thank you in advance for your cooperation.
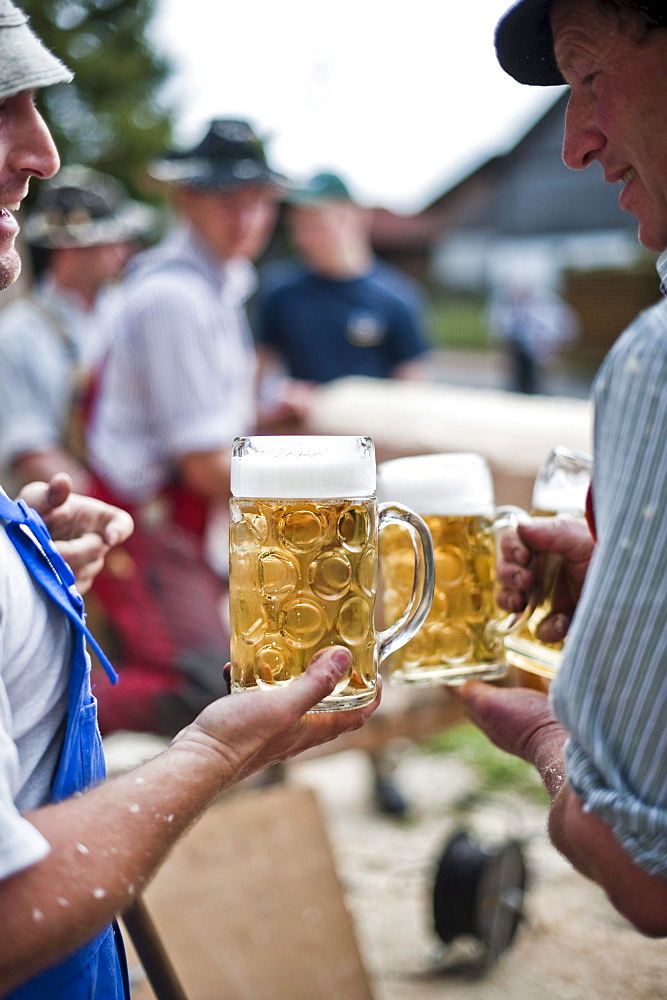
[285,171,353,205]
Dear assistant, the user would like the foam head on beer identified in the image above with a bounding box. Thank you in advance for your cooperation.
[376,452,495,517]
[231,435,376,499]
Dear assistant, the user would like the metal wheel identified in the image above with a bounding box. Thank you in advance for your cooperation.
[432,830,528,962]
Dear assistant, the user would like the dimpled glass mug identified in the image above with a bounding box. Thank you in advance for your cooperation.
[503,446,593,680]
[229,435,435,711]
[377,452,529,687]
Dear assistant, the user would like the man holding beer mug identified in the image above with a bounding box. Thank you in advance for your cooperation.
[0,7,380,997]
[456,0,667,936]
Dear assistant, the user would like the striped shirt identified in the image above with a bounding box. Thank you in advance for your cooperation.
[88,224,257,503]
[0,281,109,476]
[552,249,667,877]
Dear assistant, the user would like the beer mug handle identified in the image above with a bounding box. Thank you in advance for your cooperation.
[489,504,536,637]
[377,501,435,661]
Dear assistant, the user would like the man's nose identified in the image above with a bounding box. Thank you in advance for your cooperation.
[14,104,60,181]
[561,91,605,171]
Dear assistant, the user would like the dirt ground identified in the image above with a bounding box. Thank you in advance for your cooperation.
[287,746,667,1000]
[114,731,666,1000]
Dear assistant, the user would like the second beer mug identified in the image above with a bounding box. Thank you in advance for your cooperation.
[377,452,527,686]
[503,446,593,680]
[229,435,435,711]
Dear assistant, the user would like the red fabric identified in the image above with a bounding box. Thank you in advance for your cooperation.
[87,472,228,735]
[161,480,209,539]
[585,482,597,542]
[93,666,182,735]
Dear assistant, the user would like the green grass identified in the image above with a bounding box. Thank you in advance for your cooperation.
[427,298,491,352]
[421,721,549,809]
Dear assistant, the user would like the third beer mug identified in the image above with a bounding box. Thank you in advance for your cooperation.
[503,446,593,680]
[229,436,435,711]
[377,452,528,686]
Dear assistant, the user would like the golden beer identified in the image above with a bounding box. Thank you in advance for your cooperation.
[502,507,565,678]
[377,452,521,686]
[503,446,592,680]
[381,513,506,684]
[230,497,379,708]
[229,435,435,711]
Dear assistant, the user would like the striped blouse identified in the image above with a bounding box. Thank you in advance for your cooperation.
[88,224,257,503]
[552,250,667,877]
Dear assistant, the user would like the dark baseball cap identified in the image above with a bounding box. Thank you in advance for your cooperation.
[495,0,565,86]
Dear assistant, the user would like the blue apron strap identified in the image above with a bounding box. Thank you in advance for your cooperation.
[1,495,117,684]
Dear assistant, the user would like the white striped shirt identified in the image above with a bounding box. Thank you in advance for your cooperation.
[552,249,667,877]
[0,281,109,476]
[88,224,257,503]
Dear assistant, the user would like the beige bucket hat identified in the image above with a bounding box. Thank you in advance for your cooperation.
[0,0,72,101]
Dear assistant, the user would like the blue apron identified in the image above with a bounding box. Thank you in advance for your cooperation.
[0,492,130,1000]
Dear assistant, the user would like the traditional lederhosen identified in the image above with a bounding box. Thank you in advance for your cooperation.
[0,491,129,1000]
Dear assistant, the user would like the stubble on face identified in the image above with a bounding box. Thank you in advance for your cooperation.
[0,211,21,292]
[0,237,21,290]
[0,174,32,290]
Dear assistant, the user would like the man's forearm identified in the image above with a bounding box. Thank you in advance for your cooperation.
[455,682,667,937]
[0,745,219,995]
[520,723,667,937]
[0,648,377,994]
[548,782,667,937]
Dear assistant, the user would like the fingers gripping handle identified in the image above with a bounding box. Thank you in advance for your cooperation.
[377,501,435,661]
[489,504,536,638]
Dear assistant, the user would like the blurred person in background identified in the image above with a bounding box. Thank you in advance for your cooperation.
[256,170,430,401]
[488,281,579,394]
[257,171,431,815]
[0,165,153,496]
[85,120,306,737]
[456,0,667,935]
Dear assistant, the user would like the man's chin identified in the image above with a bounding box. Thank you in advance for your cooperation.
[636,217,667,256]
[0,252,21,291]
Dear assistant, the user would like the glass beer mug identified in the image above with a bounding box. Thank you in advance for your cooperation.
[503,446,593,680]
[229,435,435,711]
[377,452,529,686]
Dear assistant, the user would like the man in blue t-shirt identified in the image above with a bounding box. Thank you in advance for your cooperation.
[257,171,429,388]
[256,173,428,816]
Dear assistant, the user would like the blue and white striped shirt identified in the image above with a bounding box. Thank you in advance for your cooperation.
[88,224,257,503]
[552,250,667,877]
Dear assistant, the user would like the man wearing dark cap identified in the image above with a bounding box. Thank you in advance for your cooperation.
[257,170,428,387]
[0,10,379,995]
[0,165,154,496]
[456,0,667,935]
[84,120,297,736]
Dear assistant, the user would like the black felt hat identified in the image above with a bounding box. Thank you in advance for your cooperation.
[494,0,565,86]
[148,119,288,191]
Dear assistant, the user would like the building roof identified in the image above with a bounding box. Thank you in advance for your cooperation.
[371,93,635,252]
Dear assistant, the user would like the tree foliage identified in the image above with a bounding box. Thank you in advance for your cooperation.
[19,0,175,200]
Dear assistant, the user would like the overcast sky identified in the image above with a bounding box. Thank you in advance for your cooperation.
[150,0,565,213]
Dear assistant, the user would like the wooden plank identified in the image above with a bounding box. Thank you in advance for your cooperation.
[128,785,374,1000]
